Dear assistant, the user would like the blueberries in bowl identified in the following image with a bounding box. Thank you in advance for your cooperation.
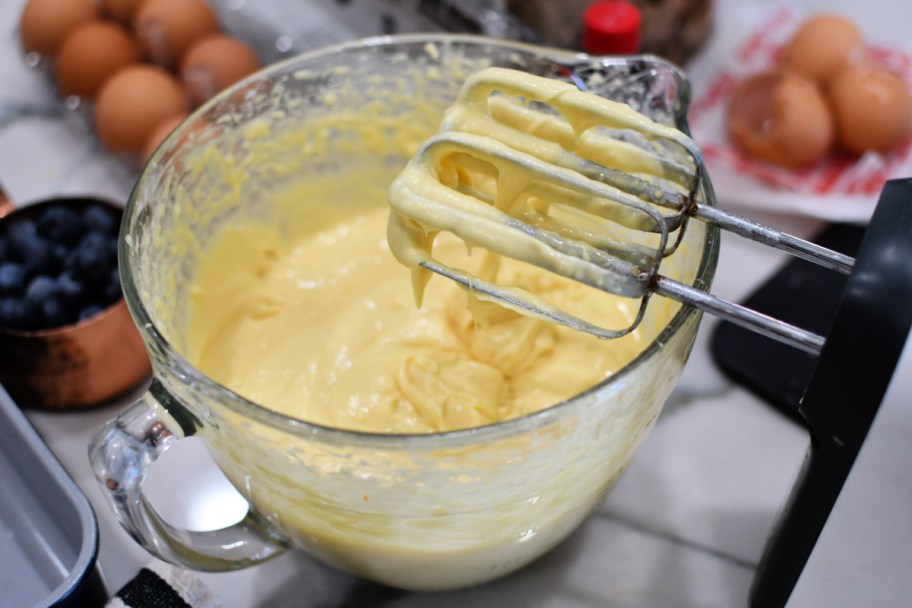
[0,200,123,332]
[37,205,83,246]
[0,261,26,294]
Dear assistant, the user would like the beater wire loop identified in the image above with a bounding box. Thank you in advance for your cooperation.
[388,67,855,355]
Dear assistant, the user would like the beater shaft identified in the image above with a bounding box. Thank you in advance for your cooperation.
[388,67,855,356]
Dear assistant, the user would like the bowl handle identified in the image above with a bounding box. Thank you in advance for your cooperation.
[88,378,290,570]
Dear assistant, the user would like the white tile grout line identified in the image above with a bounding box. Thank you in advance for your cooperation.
[594,509,757,571]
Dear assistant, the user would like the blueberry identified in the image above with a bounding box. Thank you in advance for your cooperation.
[52,242,69,264]
[0,262,26,295]
[6,218,60,277]
[22,236,61,277]
[57,271,86,303]
[2,296,42,330]
[77,304,104,321]
[0,235,8,261]
[0,297,29,329]
[41,297,71,327]
[25,275,60,305]
[38,206,83,246]
[82,205,117,235]
[7,220,38,261]
[69,232,114,283]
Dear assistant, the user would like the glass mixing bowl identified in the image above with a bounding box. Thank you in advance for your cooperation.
[89,34,719,590]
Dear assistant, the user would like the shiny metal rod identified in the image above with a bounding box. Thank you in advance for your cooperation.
[693,204,855,275]
[653,275,825,355]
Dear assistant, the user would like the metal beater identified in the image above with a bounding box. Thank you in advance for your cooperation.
[387,67,854,355]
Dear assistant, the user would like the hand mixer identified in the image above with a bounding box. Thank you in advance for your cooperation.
[387,66,853,355]
[389,64,912,608]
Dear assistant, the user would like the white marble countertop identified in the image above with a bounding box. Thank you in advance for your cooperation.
[2,0,905,606]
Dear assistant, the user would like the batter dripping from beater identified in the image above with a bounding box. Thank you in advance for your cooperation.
[185,68,682,434]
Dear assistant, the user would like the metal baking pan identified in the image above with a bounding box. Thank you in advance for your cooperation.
[0,384,106,607]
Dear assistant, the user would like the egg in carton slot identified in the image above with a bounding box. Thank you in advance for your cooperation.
[17,0,265,170]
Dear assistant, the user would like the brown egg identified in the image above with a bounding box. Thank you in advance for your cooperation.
[95,65,189,153]
[728,70,835,169]
[829,65,912,155]
[56,20,142,99]
[133,0,220,68]
[179,35,262,107]
[102,0,144,23]
[19,0,100,56]
[141,112,187,161]
[781,14,864,85]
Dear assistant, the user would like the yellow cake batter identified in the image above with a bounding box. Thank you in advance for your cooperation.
[183,67,685,435]
[186,194,646,434]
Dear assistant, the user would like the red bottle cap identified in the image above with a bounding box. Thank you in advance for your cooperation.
[583,1,642,55]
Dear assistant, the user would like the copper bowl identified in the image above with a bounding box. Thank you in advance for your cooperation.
[0,192,151,409]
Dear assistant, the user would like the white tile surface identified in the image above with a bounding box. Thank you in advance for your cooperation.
[603,378,809,565]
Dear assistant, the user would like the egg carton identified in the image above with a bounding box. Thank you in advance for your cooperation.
[19,0,269,173]
[17,0,540,180]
